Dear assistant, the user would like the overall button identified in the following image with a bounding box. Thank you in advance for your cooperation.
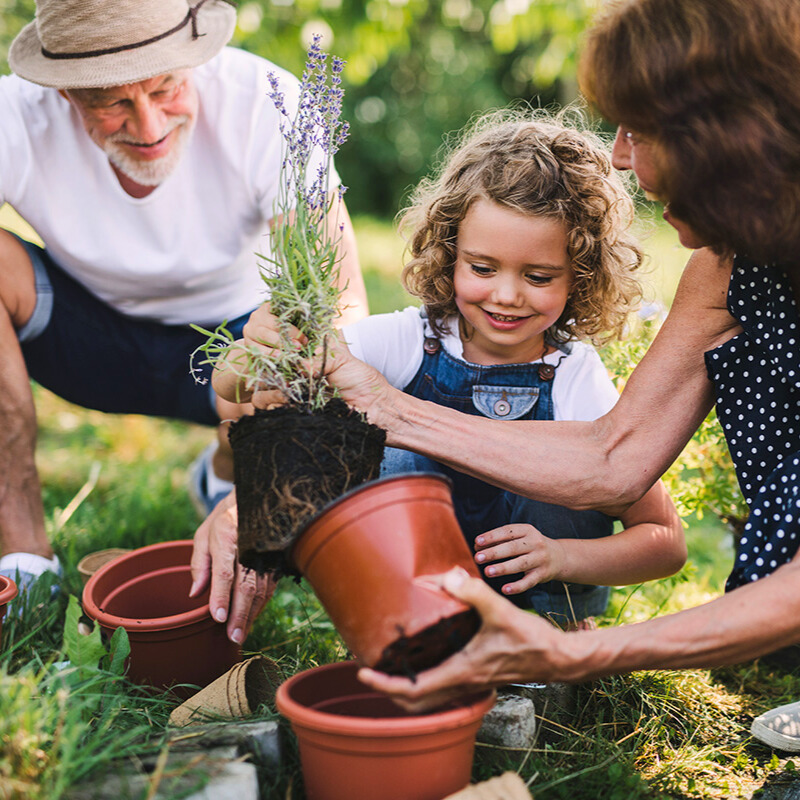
[493,398,511,416]
[423,337,441,355]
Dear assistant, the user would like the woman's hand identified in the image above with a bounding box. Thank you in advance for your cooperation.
[324,330,394,424]
[474,524,566,595]
[357,566,567,712]
[190,489,277,644]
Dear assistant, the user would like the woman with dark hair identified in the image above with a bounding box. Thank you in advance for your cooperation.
[197,0,800,752]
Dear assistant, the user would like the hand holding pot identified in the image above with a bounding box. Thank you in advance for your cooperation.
[357,566,569,713]
[191,489,277,644]
[474,523,566,596]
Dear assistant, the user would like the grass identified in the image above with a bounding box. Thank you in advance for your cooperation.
[2,204,800,798]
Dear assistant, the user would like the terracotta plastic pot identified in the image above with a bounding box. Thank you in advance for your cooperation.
[82,540,240,692]
[77,548,131,586]
[0,575,18,648]
[276,661,495,800]
[291,473,481,675]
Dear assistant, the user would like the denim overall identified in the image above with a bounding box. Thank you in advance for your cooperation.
[381,325,613,624]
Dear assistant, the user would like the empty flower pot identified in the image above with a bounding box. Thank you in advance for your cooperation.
[291,473,482,676]
[82,540,240,693]
[276,660,495,800]
[0,574,18,648]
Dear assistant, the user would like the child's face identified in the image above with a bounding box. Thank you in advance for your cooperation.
[454,198,572,365]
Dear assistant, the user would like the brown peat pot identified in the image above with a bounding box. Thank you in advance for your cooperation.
[77,548,131,586]
[0,574,18,648]
[276,660,495,800]
[291,473,481,675]
[82,540,240,692]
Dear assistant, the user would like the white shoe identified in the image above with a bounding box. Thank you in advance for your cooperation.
[188,442,235,517]
[751,700,800,752]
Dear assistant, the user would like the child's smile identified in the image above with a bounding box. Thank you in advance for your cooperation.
[454,198,573,365]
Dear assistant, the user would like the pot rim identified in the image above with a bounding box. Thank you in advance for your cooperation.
[0,574,18,606]
[82,540,211,632]
[276,661,495,737]
[291,472,453,556]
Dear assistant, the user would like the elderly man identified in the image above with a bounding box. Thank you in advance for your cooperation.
[0,0,368,607]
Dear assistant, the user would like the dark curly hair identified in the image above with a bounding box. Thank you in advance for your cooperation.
[579,0,800,268]
[398,107,643,344]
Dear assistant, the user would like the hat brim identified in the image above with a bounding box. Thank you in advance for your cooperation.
[9,2,236,89]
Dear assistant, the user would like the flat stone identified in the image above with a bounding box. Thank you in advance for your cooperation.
[750,779,800,799]
[168,719,281,768]
[478,695,537,749]
[504,681,576,720]
[180,761,259,800]
[65,747,259,800]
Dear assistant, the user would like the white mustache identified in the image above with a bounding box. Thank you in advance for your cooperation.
[107,114,190,148]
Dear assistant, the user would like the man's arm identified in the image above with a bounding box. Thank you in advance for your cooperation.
[331,201,368,326]
[330,248,739,514]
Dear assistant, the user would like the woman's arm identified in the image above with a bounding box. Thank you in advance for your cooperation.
[329,248,739,513]
[358,547,800,712]
[475,479,686,593]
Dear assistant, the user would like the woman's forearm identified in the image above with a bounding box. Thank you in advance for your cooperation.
[556,557,800,682]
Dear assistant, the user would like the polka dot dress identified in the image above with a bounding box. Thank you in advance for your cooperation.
[704,257,800,590]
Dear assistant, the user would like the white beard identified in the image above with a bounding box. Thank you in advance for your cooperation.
[103,114,194,187]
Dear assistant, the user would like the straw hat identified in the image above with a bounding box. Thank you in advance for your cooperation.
[9,0,237,89]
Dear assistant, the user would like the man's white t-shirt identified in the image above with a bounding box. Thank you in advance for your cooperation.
[0,47,337,326]
[343,306,620,421]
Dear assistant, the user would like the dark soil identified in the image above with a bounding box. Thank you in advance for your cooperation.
[229,399,385,576]
[375,608,481,678]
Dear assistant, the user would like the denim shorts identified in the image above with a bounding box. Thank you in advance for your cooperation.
[16,236,254,426]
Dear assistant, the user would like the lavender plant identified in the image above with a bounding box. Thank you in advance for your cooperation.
[193,35,350,411]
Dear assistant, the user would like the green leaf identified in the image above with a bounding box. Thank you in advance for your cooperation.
[105,626,130,677]
[63,595,107,672]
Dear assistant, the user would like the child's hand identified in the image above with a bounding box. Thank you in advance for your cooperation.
[474,524,566,596]
[225,303,306,409]
[242,302,307,353]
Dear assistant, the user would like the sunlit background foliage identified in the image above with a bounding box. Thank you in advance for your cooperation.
[0,0,597,216]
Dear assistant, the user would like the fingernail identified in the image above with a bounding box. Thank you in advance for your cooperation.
[214,608,227,623]
[485,566,495,576]
[475,537,484,546]
[231,628,243,644]
[475,553,485,563]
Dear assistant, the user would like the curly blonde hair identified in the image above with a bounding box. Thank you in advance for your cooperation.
[399,108,643,344]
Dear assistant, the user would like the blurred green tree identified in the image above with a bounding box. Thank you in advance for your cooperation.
[0,0,598,216]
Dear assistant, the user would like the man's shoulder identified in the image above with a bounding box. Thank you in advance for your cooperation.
[0,73,71,139]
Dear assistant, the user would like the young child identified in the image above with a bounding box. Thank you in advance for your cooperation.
[216,109,686,629]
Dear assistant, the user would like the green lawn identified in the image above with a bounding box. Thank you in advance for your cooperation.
[2,205,799,799]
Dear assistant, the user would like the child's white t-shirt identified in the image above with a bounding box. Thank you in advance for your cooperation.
[343,306,620,421]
